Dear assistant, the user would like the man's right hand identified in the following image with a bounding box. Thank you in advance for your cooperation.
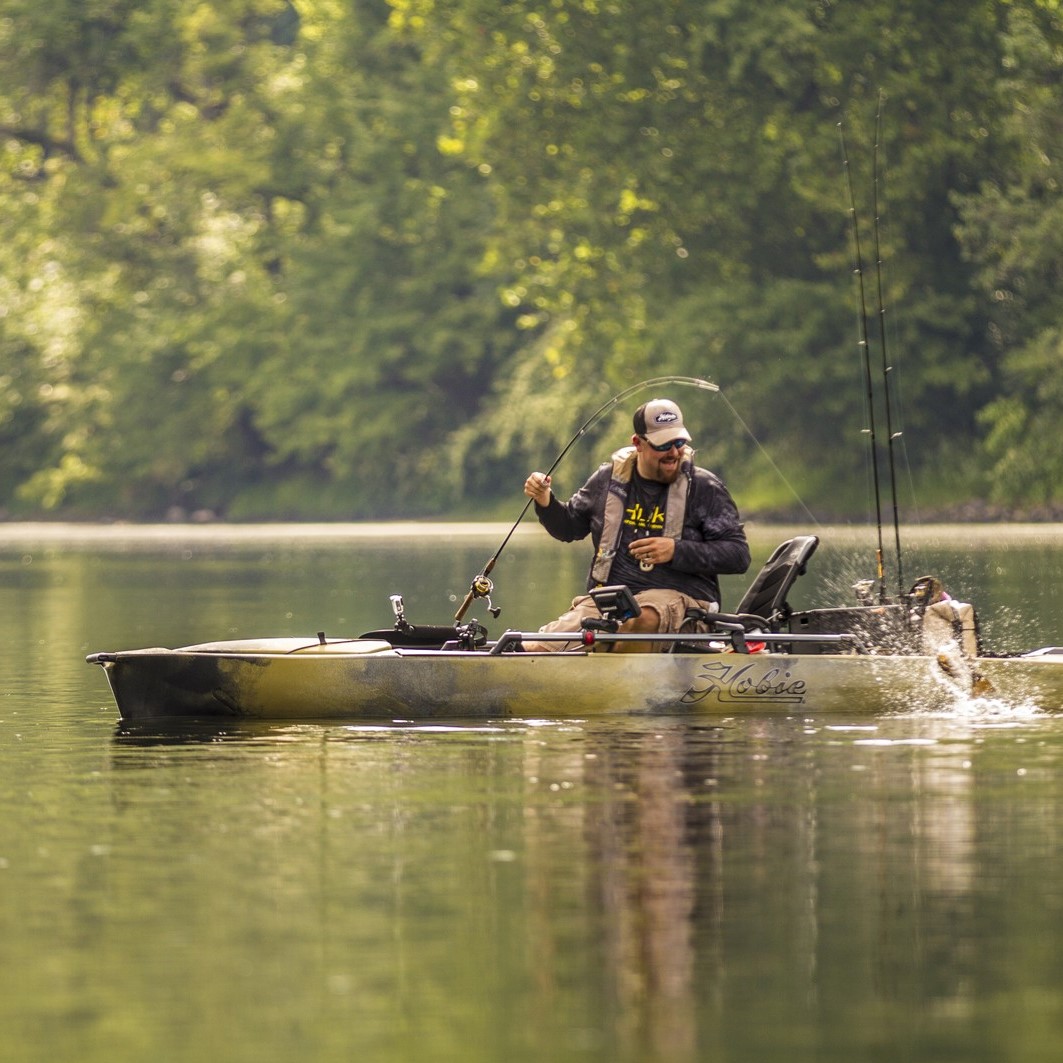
[524,472,552,507]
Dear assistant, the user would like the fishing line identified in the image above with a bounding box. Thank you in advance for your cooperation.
[714,391,821,526]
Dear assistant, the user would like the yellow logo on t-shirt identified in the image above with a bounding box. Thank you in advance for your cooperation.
[624,502,666,531]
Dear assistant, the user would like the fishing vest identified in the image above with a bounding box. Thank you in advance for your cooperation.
[589,445,694,586]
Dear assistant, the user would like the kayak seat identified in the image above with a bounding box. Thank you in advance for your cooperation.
[681,534,820,638]
[731,534,819,625]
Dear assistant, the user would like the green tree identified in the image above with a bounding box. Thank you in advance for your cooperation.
[0,0,522,518]
[401,0,1012,515]
[231,0,523,517]
[1,0,1059,521]
[955,1,1063,506]
[0,0,303,515]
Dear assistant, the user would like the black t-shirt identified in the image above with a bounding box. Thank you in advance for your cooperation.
[606,474,672,593]
[536,454,751,605]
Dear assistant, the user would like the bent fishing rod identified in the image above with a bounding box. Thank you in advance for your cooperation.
[454,375,720,622]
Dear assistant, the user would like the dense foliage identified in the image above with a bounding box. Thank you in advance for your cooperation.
[1,0,1061,521]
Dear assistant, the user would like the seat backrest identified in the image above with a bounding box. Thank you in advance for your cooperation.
[734,535,819,622]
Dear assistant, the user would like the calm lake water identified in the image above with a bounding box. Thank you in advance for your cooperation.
[2,522,1062,1063]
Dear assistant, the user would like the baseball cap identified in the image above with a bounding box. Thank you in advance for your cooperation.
[633,399,692,445]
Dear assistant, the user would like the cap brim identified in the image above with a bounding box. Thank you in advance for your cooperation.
[644,427,692,445]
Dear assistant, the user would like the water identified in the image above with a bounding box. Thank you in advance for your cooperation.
[2,523,1062,1063]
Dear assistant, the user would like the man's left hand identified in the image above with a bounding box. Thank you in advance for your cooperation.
[629,536,675,565]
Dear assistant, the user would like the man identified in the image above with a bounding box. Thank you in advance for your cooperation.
[523,397,751,650]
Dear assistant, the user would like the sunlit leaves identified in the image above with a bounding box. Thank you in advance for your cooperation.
[0,0,1060,518]
[954,4,1063,504]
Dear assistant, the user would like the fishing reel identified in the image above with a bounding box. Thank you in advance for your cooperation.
[468,574,501,618]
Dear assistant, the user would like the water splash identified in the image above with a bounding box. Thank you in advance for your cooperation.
[901,642,1045,721]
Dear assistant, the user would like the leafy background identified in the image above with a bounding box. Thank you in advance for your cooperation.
[2,0,1061,521]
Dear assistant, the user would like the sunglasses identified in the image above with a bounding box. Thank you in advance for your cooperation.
[643,437,688,452]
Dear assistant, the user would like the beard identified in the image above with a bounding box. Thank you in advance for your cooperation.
[649,456,681,483]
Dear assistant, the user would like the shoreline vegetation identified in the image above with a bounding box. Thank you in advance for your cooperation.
[5,496,1063,536]
[2,518,1062,550]
[3,4,1062,525]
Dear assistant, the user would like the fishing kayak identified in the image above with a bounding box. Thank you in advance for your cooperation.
[88,536,1063,722]
[86,634,1063,722]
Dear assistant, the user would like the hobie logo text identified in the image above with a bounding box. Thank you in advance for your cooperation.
[682,660,807,706]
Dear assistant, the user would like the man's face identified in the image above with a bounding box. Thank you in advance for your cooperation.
[633,435,687,483]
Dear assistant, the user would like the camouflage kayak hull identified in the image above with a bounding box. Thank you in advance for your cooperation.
[88,637,1063,722]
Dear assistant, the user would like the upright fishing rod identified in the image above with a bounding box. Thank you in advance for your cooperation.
[840,120,887,602]
[454,375,720,622]
[871,93,905,598]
